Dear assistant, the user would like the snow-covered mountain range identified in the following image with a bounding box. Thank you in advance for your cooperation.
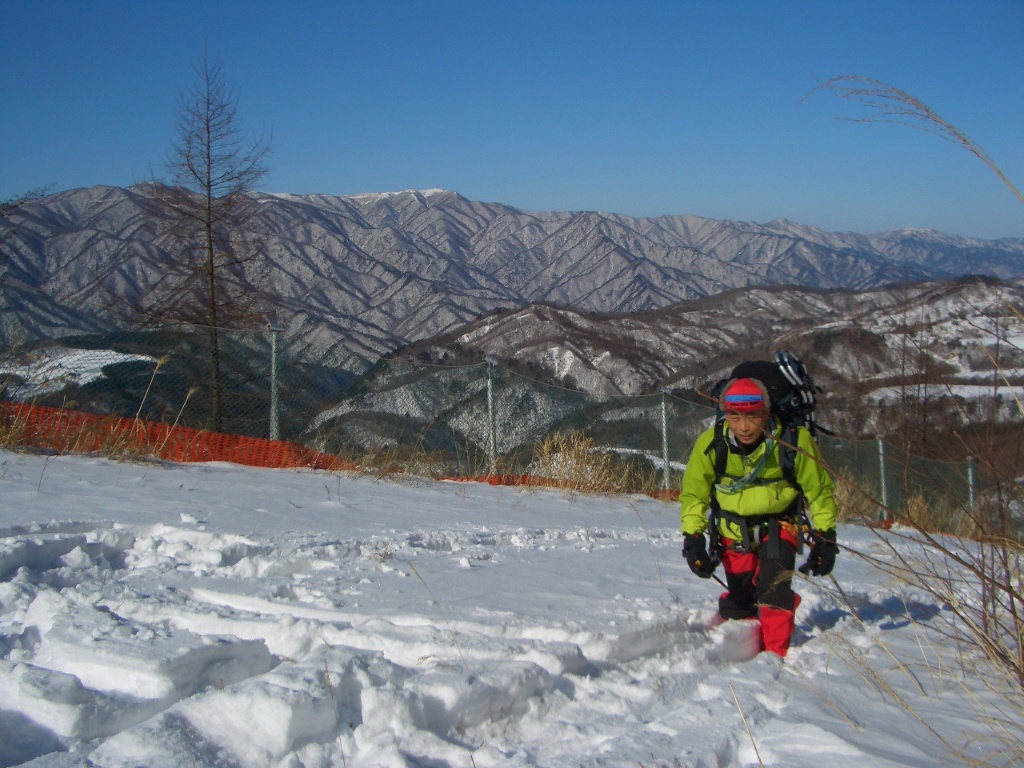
[403,277,1024,400]
[3,184,1023,363]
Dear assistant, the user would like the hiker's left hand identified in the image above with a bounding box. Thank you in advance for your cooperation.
[800,529,838,576]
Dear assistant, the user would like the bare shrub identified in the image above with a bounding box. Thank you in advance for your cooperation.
[531,430,660,495]
[810,74,1024,757]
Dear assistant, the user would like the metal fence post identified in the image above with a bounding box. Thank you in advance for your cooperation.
[877,435,890,523]
[967,455,977,510]
[269,325,283,441]
[660,390,671,490]
[485,357,498,475]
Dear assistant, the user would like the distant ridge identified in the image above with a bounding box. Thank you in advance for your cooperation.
[3,184,1023,362]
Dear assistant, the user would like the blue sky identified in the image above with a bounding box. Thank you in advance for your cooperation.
[2,0,1022,238]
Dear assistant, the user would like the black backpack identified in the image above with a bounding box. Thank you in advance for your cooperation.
[712,350,822,439]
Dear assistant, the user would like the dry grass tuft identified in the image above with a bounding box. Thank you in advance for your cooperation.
[530,430,661,496]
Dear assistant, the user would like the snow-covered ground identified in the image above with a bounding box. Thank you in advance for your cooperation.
[0,349,156,401]
[0,449,1018,767]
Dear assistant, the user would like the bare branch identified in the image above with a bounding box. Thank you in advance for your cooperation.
[806,75,1024,206]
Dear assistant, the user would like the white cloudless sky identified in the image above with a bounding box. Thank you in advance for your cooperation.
[2,0,1022,238]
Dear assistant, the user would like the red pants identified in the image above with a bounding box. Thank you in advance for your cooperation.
[719,525,801,657]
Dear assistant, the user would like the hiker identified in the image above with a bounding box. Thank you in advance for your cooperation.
[679,376,839,657]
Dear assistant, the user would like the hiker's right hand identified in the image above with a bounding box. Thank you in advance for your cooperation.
[683,534,716,579]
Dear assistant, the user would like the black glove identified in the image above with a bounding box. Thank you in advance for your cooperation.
[683,534,716,579]
[800,529,838,576]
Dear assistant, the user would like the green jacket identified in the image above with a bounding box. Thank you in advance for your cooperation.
[679,420,838,539]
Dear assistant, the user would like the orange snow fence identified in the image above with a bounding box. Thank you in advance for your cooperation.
[1,402,354,472]
[2,402,679,501]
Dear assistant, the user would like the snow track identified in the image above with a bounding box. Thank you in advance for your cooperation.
[0,451,1008,767]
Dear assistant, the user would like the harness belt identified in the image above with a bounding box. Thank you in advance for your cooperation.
[715,501,804,556]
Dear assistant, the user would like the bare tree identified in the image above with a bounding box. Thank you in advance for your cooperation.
[145,51,271,430]
[1,186,51,246]
[1,186,51,215]
[1,187,53,300]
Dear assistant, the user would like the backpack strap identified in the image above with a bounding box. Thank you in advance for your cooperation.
[709,418,729,478]
[778,422,798,487]
[778,421,809,554]
[709,417,792,486]
[703,419,728,565]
